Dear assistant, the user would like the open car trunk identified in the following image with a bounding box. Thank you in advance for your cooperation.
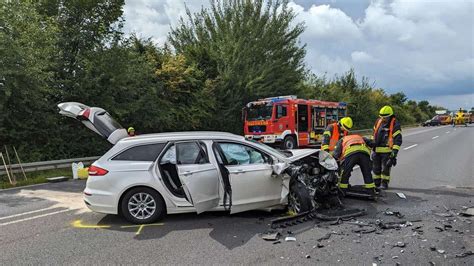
[58,102,128,144]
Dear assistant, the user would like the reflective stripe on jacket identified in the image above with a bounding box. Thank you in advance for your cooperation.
[372,117,402,153]
[333,135,371,160]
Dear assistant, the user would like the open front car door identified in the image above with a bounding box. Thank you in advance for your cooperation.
[175,141,220,214]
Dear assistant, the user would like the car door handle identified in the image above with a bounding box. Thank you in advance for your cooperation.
[234,169,246,174]
[183,171,192,176]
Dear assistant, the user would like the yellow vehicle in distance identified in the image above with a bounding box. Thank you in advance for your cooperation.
[453,108,468,127]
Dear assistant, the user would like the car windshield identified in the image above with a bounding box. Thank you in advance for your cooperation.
[248,140,292,158]
[247,103,273,121]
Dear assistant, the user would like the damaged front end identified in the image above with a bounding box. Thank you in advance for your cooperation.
[285,150,342,211]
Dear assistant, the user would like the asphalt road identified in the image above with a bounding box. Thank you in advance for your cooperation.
[1,125,473,265]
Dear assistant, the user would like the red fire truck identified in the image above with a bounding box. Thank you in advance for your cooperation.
[243,95,347,149]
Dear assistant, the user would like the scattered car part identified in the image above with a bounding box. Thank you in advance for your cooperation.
[460,208,474,216]
[396,192,407,199]
[384,209,404,218]
[261,232,280,241]
[455,251,473,258]
[285,236,296,242]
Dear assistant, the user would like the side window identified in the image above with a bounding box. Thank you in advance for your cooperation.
[276,105,288,118]
[176,142,209,165]
[218,142,271,165]
[160,144,176,164]
[113,143,166,161]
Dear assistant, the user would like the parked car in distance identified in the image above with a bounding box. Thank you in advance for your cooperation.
[422,116,441,127]
[58,102,340,224]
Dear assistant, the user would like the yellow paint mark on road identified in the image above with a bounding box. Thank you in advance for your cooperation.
[120,223,164,235]
[72,220,111,229]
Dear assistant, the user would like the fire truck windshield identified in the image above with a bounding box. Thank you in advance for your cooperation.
[247,103,273,121]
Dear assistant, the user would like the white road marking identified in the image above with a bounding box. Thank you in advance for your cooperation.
[0,206,58,221]
[432,136,439,139]
[403,125,449,137]
[0,209,71,227]
[403,144,418,150]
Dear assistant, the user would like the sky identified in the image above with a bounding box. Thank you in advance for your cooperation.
[123,0,474,110]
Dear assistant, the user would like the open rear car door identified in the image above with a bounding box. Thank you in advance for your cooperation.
[57,102,128,144]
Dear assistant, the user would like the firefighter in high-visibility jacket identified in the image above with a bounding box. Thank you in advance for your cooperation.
[321,117,353,152]
[333,134,376,196]
[372,105,402,190]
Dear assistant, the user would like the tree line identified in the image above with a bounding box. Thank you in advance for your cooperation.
[0,0,443,162]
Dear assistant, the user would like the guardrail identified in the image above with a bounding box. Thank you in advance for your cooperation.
[0,156,100,175]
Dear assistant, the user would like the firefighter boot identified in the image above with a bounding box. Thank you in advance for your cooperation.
[365,188,376,197]
[374,178,381,188]
[380,180,389,190]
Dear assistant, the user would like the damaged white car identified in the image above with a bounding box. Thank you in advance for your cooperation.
[58,102,340,224]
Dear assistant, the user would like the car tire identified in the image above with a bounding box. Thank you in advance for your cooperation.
[121,187,166,224]
[288,181,312,214]
[282,136,297,150]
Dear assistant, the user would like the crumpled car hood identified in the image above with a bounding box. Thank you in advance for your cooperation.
[286,149,319,162]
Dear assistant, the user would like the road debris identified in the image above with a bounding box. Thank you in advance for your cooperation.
[316,232,338,242]
[352,227,376,234]
[305,255,311,259]
[375,219,412,230]
[394,242,406,248]
[454,251,473,258]
[460,208,474,217]
[285,236,296,242]
[434,212,453,218]
[437,249,446,254]
[384,209,404,218]
[412,225,424,234]
[261,232,280,241]
[396,192,407,199]
[273,240,281,245]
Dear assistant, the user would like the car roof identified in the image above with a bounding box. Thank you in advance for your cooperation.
[119,131,245,144]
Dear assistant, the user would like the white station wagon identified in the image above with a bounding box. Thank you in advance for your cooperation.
[58,102,339,224]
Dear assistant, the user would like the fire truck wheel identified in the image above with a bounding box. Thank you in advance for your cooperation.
[282,136,297,150]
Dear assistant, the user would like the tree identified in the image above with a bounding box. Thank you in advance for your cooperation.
[0,1,60,161]
[169,0,306,132]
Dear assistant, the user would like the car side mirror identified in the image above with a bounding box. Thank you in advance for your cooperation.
[272,162,288,175]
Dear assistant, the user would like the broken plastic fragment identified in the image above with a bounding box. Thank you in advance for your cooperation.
[396,193,406,199]
[395,242,406,248]
[460,208,474,217]
[262,232,280,241]
[455,251,473,258]
[285,236,296,242]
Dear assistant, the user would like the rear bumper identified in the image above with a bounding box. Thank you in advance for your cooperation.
[83,189,117,214]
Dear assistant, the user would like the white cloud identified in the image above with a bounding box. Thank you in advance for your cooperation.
[123,0,474,108]
[289,0,474,102]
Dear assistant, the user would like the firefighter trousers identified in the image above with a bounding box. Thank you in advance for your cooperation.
[339,152,375,189]
[372,152,392,184]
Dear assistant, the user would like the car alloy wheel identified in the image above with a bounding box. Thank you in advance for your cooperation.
[128,192,156,220]
[288,191,301,213]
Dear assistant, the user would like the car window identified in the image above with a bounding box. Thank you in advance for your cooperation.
[218,142,270,165]
[176,142,209,165]
[113,143,166,161]
[160,144,176,164]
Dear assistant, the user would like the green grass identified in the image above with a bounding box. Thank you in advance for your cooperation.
[0,168,72,189]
